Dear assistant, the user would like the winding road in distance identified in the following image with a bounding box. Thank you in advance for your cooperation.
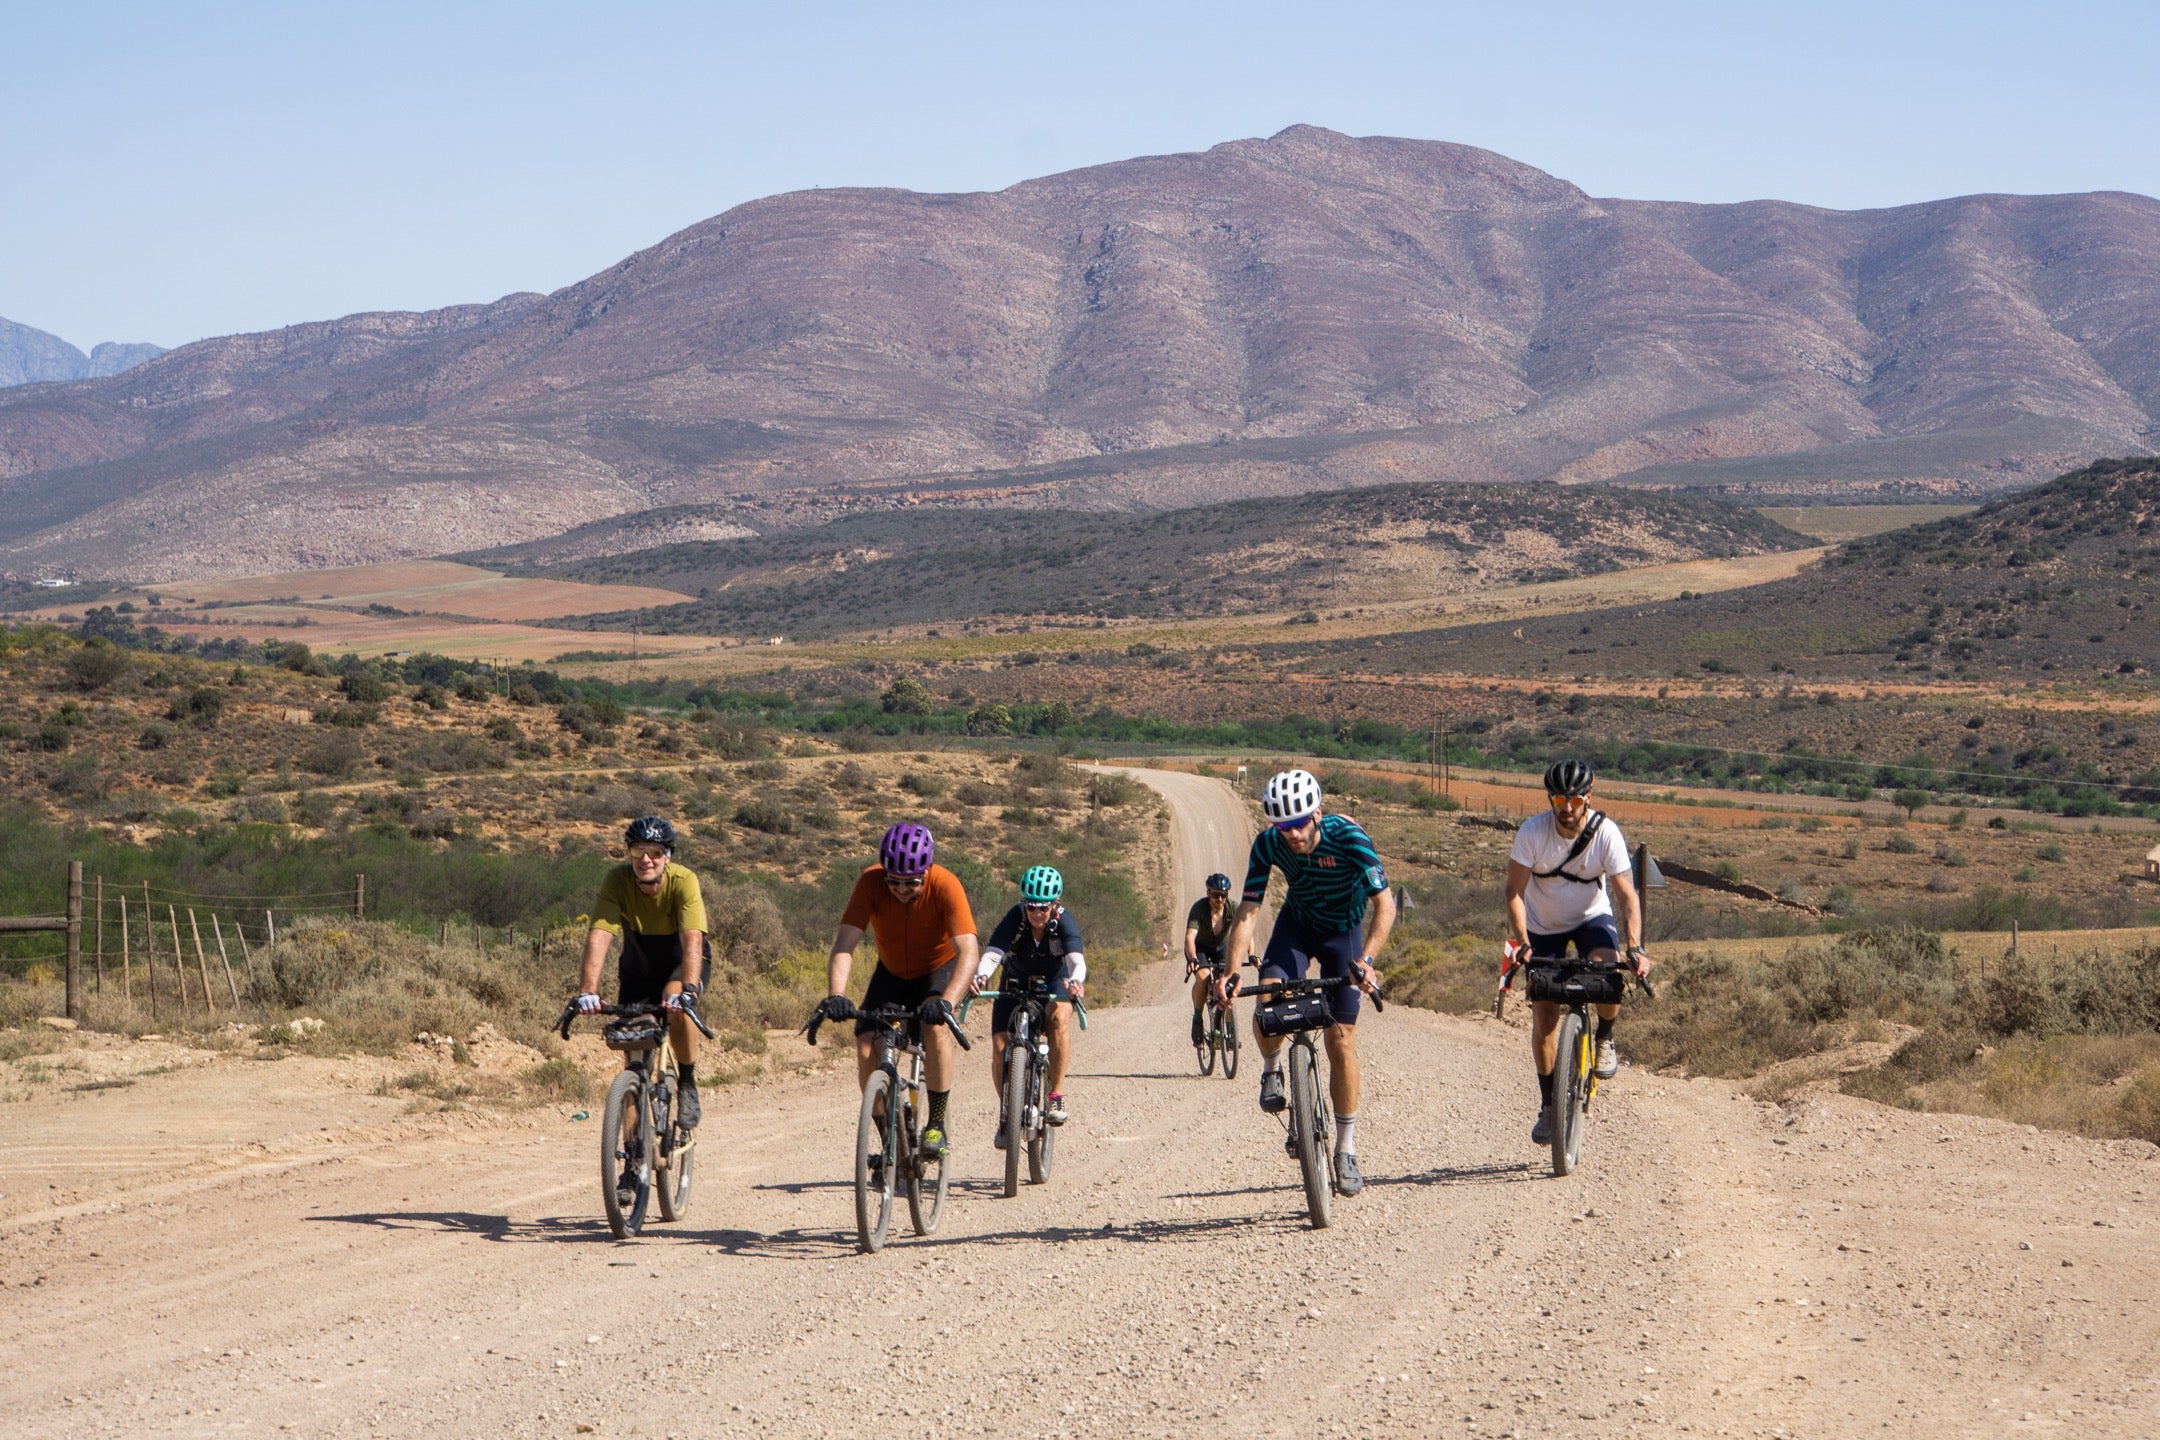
[2,770,2155,1437]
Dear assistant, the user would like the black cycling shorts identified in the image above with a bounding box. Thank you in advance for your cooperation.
[618,948,687,1008]
[1258,916,1363,1026]
[1526,919,1621,963]
[856,960,957,1036]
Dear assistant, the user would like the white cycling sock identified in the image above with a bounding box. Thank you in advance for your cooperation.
[1335,1112,1357,1156]
[1263,1053,1283,1074]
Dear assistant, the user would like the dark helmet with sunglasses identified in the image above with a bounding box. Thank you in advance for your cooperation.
[1543,758,1595,799]
[1261,768,1323,826]
[624,815,677,852]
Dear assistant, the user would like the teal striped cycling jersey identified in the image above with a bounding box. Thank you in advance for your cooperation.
[1242,813,1389,934]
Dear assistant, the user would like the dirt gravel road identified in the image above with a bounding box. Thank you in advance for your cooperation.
[5,772,2158,1438]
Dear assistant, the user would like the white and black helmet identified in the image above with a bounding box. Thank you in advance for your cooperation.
[1261,768,1323,824]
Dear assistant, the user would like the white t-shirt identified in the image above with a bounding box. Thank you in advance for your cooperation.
[1508,809,1631,935]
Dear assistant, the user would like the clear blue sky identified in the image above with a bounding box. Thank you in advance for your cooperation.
[6,0,2155,350]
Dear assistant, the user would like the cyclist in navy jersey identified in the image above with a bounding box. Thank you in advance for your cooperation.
[1217,768,1394,1197]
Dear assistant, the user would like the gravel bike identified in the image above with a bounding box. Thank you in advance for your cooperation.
[1248,972,1383,1229]
[805,1002,971,1254]
[1498,948,1654,1178]
[1188,955,1243,1078]
[962,974,1087,1198]
[554,997,715,1240]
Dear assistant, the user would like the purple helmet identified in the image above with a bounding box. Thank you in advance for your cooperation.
[879,821,935,877]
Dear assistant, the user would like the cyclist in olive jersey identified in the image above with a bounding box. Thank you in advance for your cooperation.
[1217,769,1395,1197]
[572,817,708,1200]
[1185,872,1236,1047]
[813,822,980,1158]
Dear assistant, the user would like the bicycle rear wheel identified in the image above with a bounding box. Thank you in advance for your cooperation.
[906,1083,948,1235]
[855,1069,896,1253]
[1027,1048,1054,1185]
[600,1069,649,1240]
[1550,1011,1586,1177]
[1196,1023,1216,1077]
[1287,1038,1332,1228]
[1001,1030,1026,1198]
[657,1129,694,1222]
[1219,1003,1241,1080]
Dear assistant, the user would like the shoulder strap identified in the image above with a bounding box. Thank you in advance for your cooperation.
[1531,811,1608,884]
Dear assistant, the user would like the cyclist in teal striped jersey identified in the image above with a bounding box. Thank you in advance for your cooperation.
[1218,768,1395,1196]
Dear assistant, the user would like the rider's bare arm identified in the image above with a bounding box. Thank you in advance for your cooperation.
[1356,885,1398,987]
[577,927,614,995]
[827,923,866,996]
[941,933,981,1006]
[1607,871,1650,974]
[1503,860,1534,946]
[1183,923,1200,964]
[678,929,707,990]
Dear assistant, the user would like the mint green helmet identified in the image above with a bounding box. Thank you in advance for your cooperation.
[1020,865,1063,905]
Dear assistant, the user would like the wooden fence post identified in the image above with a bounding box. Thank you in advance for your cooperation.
[168,904,191,1017]
[353,874,365,921]
[235,922,255,990]
[265,908,276,953]
[65,860,82,1021]
[187,909,218,1017]
[143,884,159,1020]
[210,914,241,1009]
[94,875,104,994]
[119,893,132,1003]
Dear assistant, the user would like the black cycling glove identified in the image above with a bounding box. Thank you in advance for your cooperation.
[815,995,859,1023]
[916,996,955,1028]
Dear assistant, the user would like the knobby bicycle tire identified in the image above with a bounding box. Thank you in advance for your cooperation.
[856,1069,896,1253]
[1551,1011,1586,1177]
[1002,1026,1027,1198]
[1219,1003,1241,1080]
[1288,1039,1332,1228]
[1027,1041,1054,1185]
[906,1081,948,1235]
[1196,1019,1217,1077]
[655,1066,693,1223]
[600,1069,649,1239]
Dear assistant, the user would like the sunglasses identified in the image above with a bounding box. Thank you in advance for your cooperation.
[629,845,670,861]
[1023,901,1054,913]
[1273,815,1318,834]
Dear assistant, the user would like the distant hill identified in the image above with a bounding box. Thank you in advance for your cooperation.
[2,126,2159,579]
[499,482,1810,637]
[0,315,164,387]
[1314,458,2160,683]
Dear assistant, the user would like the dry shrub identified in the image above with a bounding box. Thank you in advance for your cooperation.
[524,1056,593,1103]
[258,918,577,1053]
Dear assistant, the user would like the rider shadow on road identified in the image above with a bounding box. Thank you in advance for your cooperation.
[750,1176,1005,1198]
[1374,1161,1538,1188]
[308,1210,767,1252]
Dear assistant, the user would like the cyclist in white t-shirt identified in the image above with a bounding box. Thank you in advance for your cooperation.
[1504,759,1652,1146]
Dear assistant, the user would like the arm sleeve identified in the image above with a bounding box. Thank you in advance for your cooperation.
[838,869,881,931]
[1241,833,1274,903]
[588,870,627,937]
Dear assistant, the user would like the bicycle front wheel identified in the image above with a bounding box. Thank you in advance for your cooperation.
[1287,1039,1331,1229]
[1550,1010,1586,1178]
[1027,1049,1054,1186]
[906,1084,948,1235]
[1219,1003,1241,1080]
[656,1129,694,1222]
[1002,1029,1026,1198]
[855,1069,896,1253]
[600,1069,648,1240]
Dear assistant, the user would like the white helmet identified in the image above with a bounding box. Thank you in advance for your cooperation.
[1261,768,1323,823]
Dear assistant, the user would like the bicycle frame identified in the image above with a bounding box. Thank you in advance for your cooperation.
[804,1002,970,1254]
[1242,972,1382,1228]
[554,997,714,1239]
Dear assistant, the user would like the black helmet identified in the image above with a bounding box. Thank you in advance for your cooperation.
[625,816,677,851]
[1205,872,1232,895]
[1543,759,1594,798]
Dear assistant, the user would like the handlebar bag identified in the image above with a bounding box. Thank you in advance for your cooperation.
[1526,965,1628,1006]
[604,1015,667,1051]
[1255,991,1335,1037]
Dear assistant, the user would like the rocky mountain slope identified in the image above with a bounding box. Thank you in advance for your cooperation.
[1328,457,2160,683]
[502,480,1809,637]
[3,126,2157,580]
[0,315,163,388]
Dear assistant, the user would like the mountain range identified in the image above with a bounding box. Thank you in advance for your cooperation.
[2,125,2157,581]
[0,315,164,389]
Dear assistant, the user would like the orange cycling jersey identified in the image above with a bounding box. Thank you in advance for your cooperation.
[839,863,975,980]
